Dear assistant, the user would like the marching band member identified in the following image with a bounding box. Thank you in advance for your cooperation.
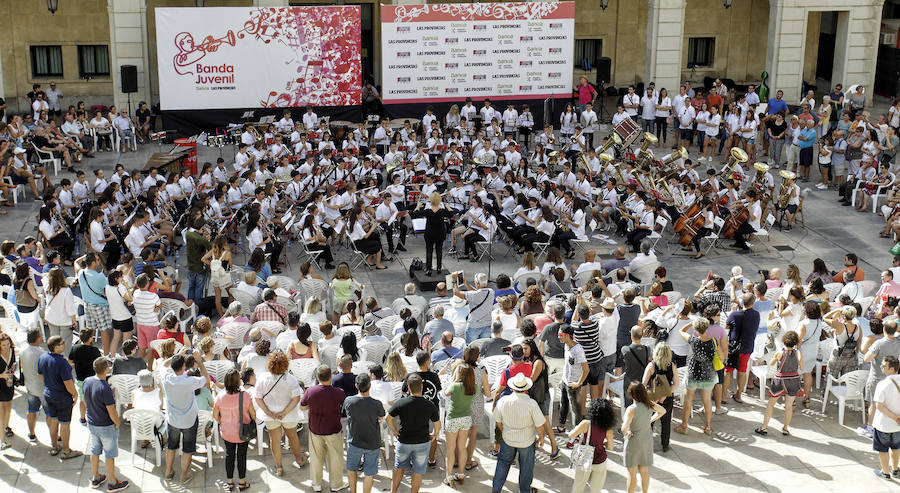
[503,141,521,168]
[681,198,714,259]
[373,118,391,156]
[593,178,620,229]
[269,134,289,160]
[302,106,319,130]
[731,188,761,253]
[488,119,503,151]
[419,174,438,198]
[240,124,258,146]
[502,104,518,138]
[460,195,490,260]
[347,207,386,269]
[560,103,577,140]
[376,192,407,254]
[285,170,304,202]
[612,104,630,128]
[226,176,243,211]
[89,206,120,270]
[460,97,478,128]
[234,143,253,175]
[426,128,443,166]
[93,169,109,197]
[246,211,283,273]
[445,104,461,129]
[178,167,195,198]
[554,195,587,258]
[568,125,586,160]
[39,202,74,261]
[276,109,294,133]
[318,132,337,155]
[581,101,598,148]
[776,173,800,230]
[240,170,257,202]
[300,213,335,270]
[125,209,164,258]
[480,99,498,130]
[485,167,505,192]
[73,170,91,205]
[518,104,534,151]
[509,196,542,246]
[535,124,555,152]
[517,206,555,254]
[555,162,576,189]
[625,199,656,253]
[294,132,312,159]
[211,157,229,183]
[421,105,437,132]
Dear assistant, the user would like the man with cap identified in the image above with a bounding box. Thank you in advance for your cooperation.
[491,373,547,493]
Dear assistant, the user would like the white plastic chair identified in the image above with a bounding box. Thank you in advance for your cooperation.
[822,283,842,301]
[361,340,391,364]
[123,408,163,466]
[513,272,544,294]
[205,360,235,384]
[197,409,219,466]
[858,280,879,298]
[750,213,776,251]
[376,315,402,339]
[672,366,690,418]
[701,216,726,255]
[232,290,259,317]
[32,142,60,176]
[821,369,868,425]
[149,338,184,358]
[108,374,140,417]
[602,372,625,409]
[816,338,837,389]
[646,216,668,254]
[288,358,321,388]
[661,291,682,305]
[267,275,297,292]
[749,364,777,401]
[351,359,375,376]
[218,321,253,352]
[159,298,197,333]
[320,344,340,370]
[482,355,511,387]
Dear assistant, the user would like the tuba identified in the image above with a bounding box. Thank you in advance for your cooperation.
[663,146,688,166]
[753,162,770,186]
[777,170,796,209]
[596,132,622,155]
[386,153,404,174]
[636,132,658,169]
[719,147,749,187]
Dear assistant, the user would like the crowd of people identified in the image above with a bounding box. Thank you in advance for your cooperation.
[0,76,898,492]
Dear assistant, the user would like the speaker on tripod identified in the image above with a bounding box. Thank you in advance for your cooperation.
[595,57,613,123]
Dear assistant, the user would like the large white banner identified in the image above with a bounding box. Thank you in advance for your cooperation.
[156,7,361,110]
[380,2,575,104]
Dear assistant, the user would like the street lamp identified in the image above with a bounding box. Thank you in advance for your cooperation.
[723,0,734,8]
[600,0,609,10]
[47,0,59,14]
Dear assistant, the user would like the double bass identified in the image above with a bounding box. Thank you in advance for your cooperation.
[721,203,750,239]
[678,202,710,246]
[673,201,702,234]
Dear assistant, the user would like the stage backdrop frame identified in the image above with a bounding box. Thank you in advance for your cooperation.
[155,6,362,111]
[380,2,575,105]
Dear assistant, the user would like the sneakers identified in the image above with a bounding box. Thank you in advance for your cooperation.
[334,484,350,491]
[91,475,107,489]
[875,469,892,480]
[313,484,323,492]
[107,480,129,492]
[857,425,874,438]
[714,406,729,415]
[815,183,827,189]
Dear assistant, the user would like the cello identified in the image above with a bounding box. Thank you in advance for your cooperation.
[678,201,711,246]
[721,200,750,239]
[673,201,701,234]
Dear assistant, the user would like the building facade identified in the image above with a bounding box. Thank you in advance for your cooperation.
[0,0,886,118]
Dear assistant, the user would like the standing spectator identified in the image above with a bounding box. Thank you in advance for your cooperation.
[162,351,209,484]
[387,374,441,493]
[442,364,475,486]
[185,217,211,306]
[19,328,45,442]
[343,374,385,493]
[872,355,900,479]
[106,270,134,357]
[37,335,82,459]
[133,273,161,365]
[574,76,597,115]
[642,342,678,452]
[401,351,442,465]
[622,382,666,493]
[254,352,308,476]
[44,81,62,117]
[860,320,900,438]
[557,325,589,434]
[568,398,617,493]
[621,326,650,409]
[79,252,113,354]
[491,373,546,493]
[0,332,15,449]
[44,266,77,345]
[300,365,348,492]
[213,369,256,491]
[83,356,129,492]
[452,272,494,343]
[675,318,716,435]
[723,293,759,404]
[68,328,102,425]
[755,331,803,436]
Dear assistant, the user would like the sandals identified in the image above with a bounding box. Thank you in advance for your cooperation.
[464,460,479,471]
[376,265,387,270]
[702,426,713,436]
[802,398,810,409]
[754,427,768,436]
[226,480,235,491]
[275,466,284,477]
[238,481,250,491]
[5,427,12,438]
[443,476,455,487]
[782,428,790,436]
[549,448,561,460]
[674,425,688,435]
[453,473,465,483]
[49,447,60,456]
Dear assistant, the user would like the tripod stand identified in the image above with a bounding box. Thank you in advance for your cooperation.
[596,82,613,124]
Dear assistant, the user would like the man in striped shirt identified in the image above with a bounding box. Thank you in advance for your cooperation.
[571,303,603,419]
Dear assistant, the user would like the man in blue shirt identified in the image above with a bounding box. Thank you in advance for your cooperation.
[797,119,818,178]
[37,335,81,460]
[78,252,112,354]
[766,90,789,116]
[162,351,209,484]
[430,331,462,364]
[83,356,129,491]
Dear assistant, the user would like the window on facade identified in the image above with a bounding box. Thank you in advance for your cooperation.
[78,45,110,78]
[30,46,63,78]
[687,37,715,68]
[574,39,602,68]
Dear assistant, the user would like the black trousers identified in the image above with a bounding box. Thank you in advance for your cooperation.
[553,230,576,254]
[48,234,75,261]
[380,222,408,252]
[655,395,674,448]
[266,240,284,270]
[690,226,712,253]
[520,232,549,252]
[655,117,668,144]
[224,440,248,479]
[464,231,486,256]
[626,228,651,251]
[510,225,535,245]
[732,222,755,249]
[425,238,444,271]
[102,240,121,271]
[307,242,333,265]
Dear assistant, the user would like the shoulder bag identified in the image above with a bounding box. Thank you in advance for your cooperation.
[570,423,595,472]
[238,390,257,442]
[712,338,725,371]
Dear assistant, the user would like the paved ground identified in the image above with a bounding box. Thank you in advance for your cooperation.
[0,96,899,491]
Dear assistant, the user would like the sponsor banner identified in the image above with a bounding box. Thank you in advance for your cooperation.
[381,2,574,104]
[156,7,361,110]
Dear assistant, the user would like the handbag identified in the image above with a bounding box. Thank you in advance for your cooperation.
[570,423,595,472]
[712,339,725,371]
[238,391,257,442]
[646,364,672,402]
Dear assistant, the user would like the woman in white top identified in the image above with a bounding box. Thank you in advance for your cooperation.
[89,206,120,270]
[654,89,672,146]
[106,270,134,357]
[512,252,541,280]
[518,207,556,254]
[246,211,283,274]
[703,106,722,163]
[559,103,577,139]
[38,202,74,262]
[44,267,77,345]
[445,104,461,129]
[89,110,113,151]
[253,352,308,474]
[695,102,710,159]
